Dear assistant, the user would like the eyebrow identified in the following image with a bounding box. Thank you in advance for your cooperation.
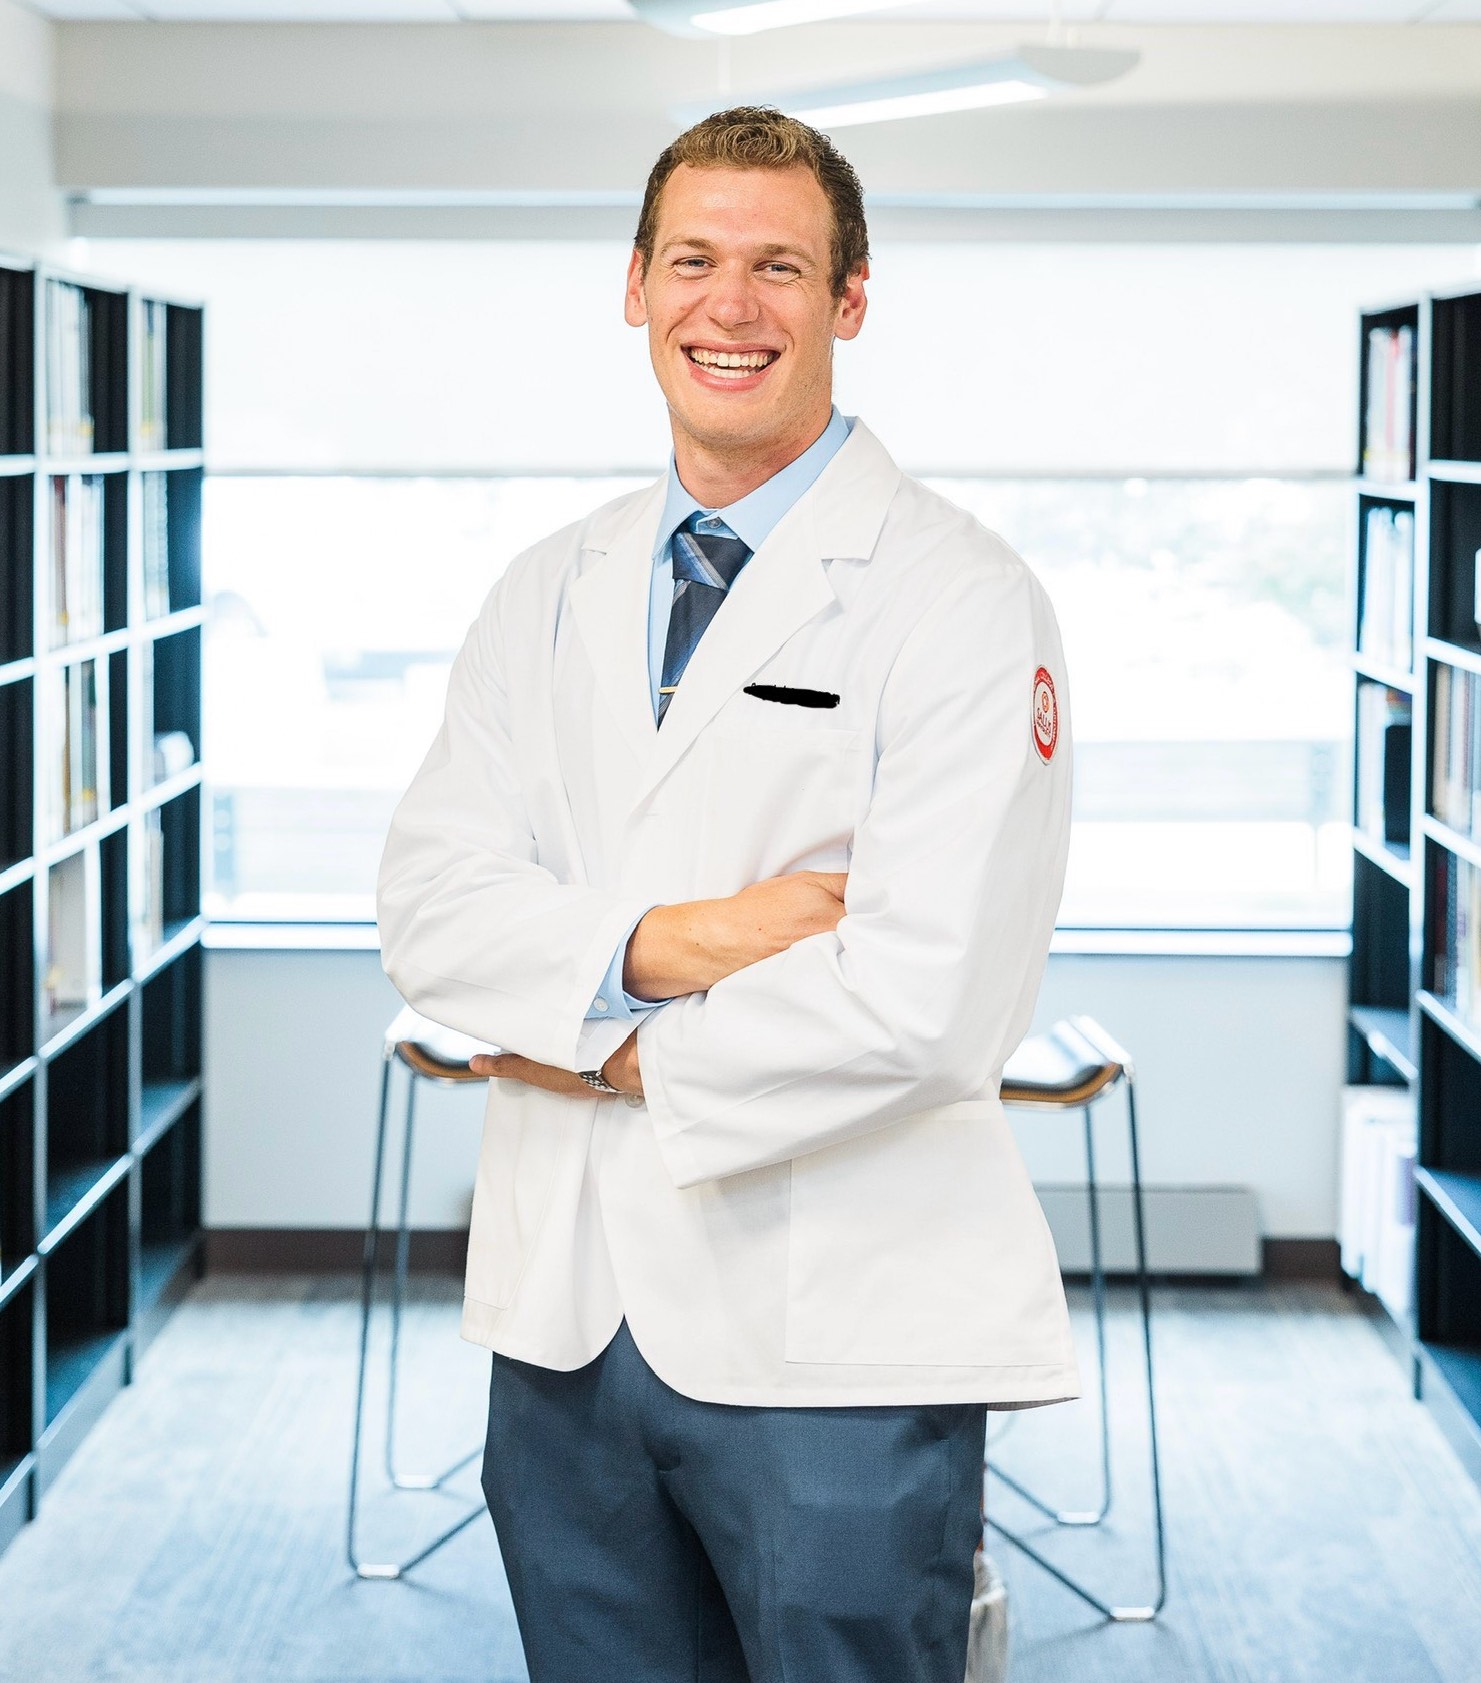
[658,237,817,265]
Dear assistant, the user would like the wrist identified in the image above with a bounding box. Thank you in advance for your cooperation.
[601,1032,642,1097]
[626,901,721,999]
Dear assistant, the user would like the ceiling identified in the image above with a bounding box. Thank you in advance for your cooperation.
[16,0,1481,23]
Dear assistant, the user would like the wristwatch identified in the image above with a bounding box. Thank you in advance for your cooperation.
[578,1068,624,1096]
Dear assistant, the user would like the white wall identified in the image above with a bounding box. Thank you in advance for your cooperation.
[202,945,1347,1243]
[76,237,1481,474]
[0,0,63,257]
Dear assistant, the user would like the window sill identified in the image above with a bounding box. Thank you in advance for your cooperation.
[202,921,1351,961]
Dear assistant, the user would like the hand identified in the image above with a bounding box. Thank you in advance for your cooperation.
[468,1030,642,1100]
[624,871,848,1001]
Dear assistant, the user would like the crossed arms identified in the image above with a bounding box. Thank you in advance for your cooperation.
[376,548,1069,1189]
[469,871,850,1096]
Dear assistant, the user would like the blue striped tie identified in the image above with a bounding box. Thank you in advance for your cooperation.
[657,516,752,725]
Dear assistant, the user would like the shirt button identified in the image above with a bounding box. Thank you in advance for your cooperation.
[624,1094,645,1109]
[594,997,609,1012]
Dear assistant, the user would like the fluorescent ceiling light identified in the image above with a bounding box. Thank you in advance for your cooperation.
[688,0,901,34]
[793,78,1047,129]
[671,46,1139,131]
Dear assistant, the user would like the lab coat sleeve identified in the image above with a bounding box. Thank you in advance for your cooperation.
[637,553,1072,1189]
[375,578,656,1070]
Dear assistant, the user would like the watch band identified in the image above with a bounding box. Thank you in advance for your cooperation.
[578,1068,623,1096]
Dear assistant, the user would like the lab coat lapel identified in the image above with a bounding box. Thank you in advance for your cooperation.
[568,478,665,764]
[632,505,834,809]
[631,419,902,812]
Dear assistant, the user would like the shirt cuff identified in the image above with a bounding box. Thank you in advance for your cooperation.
[583,906,672,1021]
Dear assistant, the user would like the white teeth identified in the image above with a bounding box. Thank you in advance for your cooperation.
[688,348,776,371]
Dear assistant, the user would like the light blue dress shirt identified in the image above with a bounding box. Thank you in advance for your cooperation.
[584,406,854,1026]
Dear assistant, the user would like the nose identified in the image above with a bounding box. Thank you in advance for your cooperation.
[706,260,761,330]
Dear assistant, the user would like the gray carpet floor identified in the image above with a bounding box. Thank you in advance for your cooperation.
[0,1274,1478,1683]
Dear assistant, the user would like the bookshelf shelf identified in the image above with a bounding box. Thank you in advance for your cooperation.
[0,258,205,1561]
[1428,462,1481,486]
[1418,1167,1481,1262]
[1357,479,1419,501]
[1352,827,1413,886]
[1349,1004,1418,1083]
[1352,654,1415,693]
[0,1255,37,1315]
[1421,814,1481,872]
[1423,636,1481,679]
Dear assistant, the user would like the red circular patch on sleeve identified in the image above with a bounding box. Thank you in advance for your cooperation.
[1032,666,1058,762]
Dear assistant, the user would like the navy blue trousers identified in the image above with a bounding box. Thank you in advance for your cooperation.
[481,1320,986,1683]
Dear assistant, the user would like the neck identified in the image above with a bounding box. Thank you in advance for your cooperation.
[671,407,832,509]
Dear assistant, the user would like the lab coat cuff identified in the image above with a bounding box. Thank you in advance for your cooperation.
[636,1009,707,1189]
[559,897,667,1070]
[573,1014,639,1075]
[583,906,668,1022]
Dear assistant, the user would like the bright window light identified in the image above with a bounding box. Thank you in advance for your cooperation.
[690,0,902,34]
[200,474,1350,932]
[790,80,1047,129]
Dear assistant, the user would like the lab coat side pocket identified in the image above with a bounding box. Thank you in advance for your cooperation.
[463,1082,565,1311]
[783,1100,1073,1370]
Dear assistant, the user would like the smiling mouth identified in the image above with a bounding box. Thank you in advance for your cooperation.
[685,347,780,379]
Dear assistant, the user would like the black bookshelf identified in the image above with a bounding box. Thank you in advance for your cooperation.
[0,253,205,1556]
[1351,280,1481,1487]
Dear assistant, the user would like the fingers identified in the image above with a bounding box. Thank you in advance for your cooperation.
[468,1052,588,1098]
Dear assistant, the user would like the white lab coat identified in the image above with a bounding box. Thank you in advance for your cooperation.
[376,419,1079,1406]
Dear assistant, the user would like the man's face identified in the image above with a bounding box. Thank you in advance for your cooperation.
[625,162,867,464]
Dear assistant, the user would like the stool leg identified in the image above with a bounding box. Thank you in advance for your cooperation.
[384,1074,424,1489]
[1124,1069,1169,1618]
[1048,1101,1113,1526]
[348,1047,395,1577]
[347,1054,486,1582]
[986,1068,1169,1621]
[986,1099,1112,1529]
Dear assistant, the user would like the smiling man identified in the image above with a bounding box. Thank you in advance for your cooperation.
[376,107,1077,1683]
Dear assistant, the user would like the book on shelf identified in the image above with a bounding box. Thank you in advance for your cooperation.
[141,472,170,619]
[43,850,98,1017]
[1363,324,1415,484]
[1431,663,1481,839]
[1432,846,1481,1027]
[134,807,165,961]
[48,475,106,649]
[138,300,168,452]
[50,660,99,841]
[44,280,93,457]
[1339,1085,1417,1323]
[1358,504,1414,672]
[152,729,194,783]
[1356,685,1412,849]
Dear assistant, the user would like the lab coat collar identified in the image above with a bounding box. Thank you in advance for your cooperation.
[570,417,902,807]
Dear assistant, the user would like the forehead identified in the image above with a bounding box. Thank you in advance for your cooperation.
[653,163,833,254]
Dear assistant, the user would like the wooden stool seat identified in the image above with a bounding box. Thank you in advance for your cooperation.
[385,1004,495,1084]
[1000,1016,1127,1109]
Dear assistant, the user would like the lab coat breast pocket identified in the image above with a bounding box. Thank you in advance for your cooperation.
[699,721,870,886]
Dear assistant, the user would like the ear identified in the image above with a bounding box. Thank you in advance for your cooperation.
[832,262,868,343]
[624,247,649,328]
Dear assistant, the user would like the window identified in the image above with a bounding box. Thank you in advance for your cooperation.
[202,470,1350,929]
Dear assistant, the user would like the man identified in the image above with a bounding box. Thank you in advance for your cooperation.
[376,106,1076,1683]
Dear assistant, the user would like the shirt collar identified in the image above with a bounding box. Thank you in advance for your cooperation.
[653,406,853,563]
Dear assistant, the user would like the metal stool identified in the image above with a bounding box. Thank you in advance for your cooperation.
[986,1015,1168,1622]
[347,1005,493,1580]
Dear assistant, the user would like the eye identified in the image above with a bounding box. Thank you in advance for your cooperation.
[762,262,800,277]
[674,256,710,271]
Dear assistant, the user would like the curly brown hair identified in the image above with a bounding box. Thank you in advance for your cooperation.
[634,106,869,300]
